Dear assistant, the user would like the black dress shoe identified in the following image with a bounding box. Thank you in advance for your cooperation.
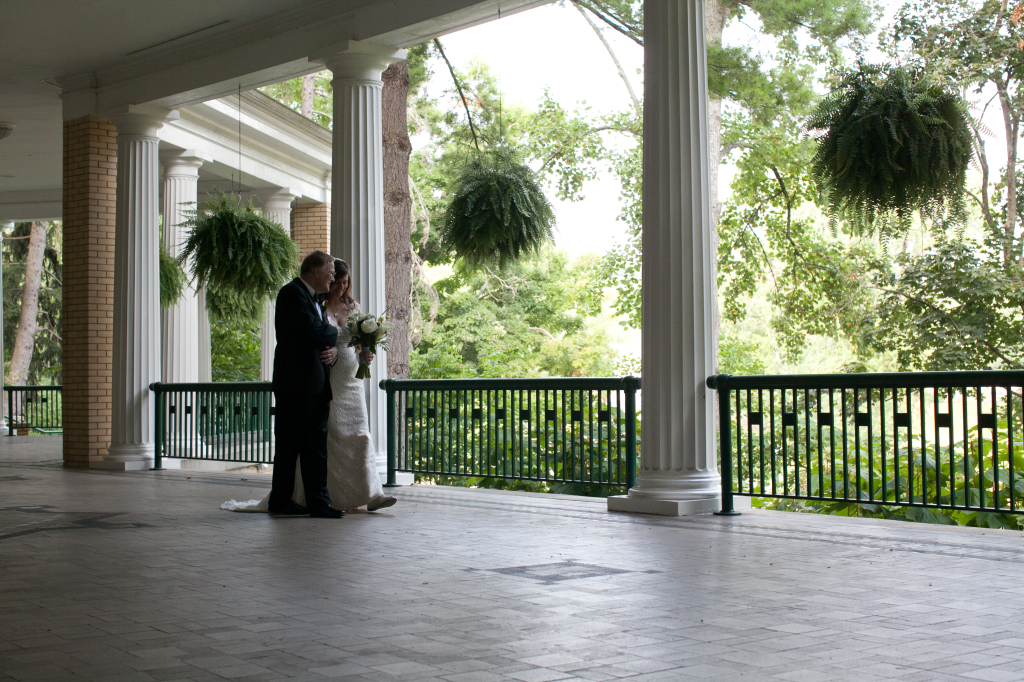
[308,504,344,518]
[268,501,308,516]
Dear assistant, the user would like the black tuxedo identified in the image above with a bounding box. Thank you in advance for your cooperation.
[269,277,339,511]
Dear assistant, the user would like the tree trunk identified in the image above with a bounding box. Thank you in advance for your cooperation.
[382,60,413,380]
[301,74,315,119]
[8,221,46,386]
[706,0,730,371]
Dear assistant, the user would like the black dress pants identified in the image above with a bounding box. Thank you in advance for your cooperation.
[270,392,332,510]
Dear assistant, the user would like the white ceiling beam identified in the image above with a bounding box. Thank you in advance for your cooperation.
[60,0,551,119]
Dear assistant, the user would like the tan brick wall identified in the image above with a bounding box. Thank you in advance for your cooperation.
[290,202,330,255]
[62,116,116,468]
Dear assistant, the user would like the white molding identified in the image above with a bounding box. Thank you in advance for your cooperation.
[57,0,551,116]
[161,92,331,202]
[0,189,62,222]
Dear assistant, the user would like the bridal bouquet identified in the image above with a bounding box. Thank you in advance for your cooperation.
[344,312,392,379]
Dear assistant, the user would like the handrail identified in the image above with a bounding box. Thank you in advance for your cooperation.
[708,371,1024,518]
[6,384,62,436]
[380,376,642,492]
[149,381,271,392]
[708,370,1024,391]
[149,382,274,470]
[380,377,641,391]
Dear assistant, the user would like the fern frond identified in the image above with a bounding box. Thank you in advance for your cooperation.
[807,65,971,238]
[441,148,555,270]
[177,189,299,309]
[159,241,187,309]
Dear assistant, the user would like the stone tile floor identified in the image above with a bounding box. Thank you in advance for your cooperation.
[3,437,1024,682]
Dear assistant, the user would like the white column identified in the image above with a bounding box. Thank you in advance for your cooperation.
[160,151,206,383]
[101,110,168,469]
[197,288,212,382]
[0,224,8,436]
[324,42,404,473]
[607,0,720,515]
[259,190,296,381]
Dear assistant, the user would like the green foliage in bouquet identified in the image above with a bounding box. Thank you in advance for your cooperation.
[159,241,187,309]
[806,65,972,235]
[441,148,555,270]
[178,189,298,302]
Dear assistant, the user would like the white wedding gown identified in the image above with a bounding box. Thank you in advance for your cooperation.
[222,306,384,512]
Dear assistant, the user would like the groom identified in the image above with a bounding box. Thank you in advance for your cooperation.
[269,250,344,518]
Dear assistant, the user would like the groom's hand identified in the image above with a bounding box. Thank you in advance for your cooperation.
[321,346,338,365]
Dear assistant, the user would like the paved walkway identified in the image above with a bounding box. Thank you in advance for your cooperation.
[3,437,1024,682]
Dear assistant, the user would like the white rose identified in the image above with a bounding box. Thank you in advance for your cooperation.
[360,319,378,334]
[379,321,394,333]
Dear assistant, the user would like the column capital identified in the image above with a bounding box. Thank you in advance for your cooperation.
[316,41,406,82]
[161,149,211,177]
[111,105,178,138]
[263,189,299,214]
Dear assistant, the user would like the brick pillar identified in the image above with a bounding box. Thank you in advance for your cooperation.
[62,116,117,468]
[290,202,330,254]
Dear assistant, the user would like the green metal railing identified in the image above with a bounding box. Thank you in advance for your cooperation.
[150,382,273,470]
[379,377,641,489]
[7,385,62,435]
[707,371,1024,516]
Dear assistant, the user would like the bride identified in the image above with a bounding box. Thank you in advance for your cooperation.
[223,258,397,513]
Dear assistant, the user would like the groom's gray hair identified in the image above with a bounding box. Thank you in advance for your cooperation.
[300,250,333,275]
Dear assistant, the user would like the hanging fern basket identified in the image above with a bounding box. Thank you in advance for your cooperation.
[178,190,298,304]
[441,149,555,270]
[806,65,972,234]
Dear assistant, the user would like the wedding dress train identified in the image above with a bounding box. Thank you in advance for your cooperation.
[222,312,384,512]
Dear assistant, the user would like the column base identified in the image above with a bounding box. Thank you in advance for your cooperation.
[91,459,153,471]
[100,443,154,470]
[607,494,721,516]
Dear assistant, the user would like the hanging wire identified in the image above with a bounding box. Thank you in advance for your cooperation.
[237,84,243,201]
[497,0,503,144]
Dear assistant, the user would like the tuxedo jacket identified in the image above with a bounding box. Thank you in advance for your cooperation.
[272,277,339,399]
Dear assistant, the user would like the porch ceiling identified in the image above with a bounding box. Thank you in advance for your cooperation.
[0,0,550,199]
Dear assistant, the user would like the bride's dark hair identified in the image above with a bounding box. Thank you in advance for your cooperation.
[333,258,356,307]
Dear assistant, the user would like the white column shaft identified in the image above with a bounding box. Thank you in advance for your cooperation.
[0,225,7,435]
[107,114,164,462]
[161,155,203,383]
[197,287,212,382]
[611,0,719,513]
[260,193,295,381]
[326,49,396,469]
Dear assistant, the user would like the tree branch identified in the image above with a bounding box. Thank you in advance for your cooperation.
[720,140,752,157]
[577,4,641,115]
[434,38,480,152]
[570,0,643,46]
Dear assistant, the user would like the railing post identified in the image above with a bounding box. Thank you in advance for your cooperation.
[7,388,11,437]
[624,376,638,490]
[151,383,164,470]
[382,379,399,487]
[710,375,740,515]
